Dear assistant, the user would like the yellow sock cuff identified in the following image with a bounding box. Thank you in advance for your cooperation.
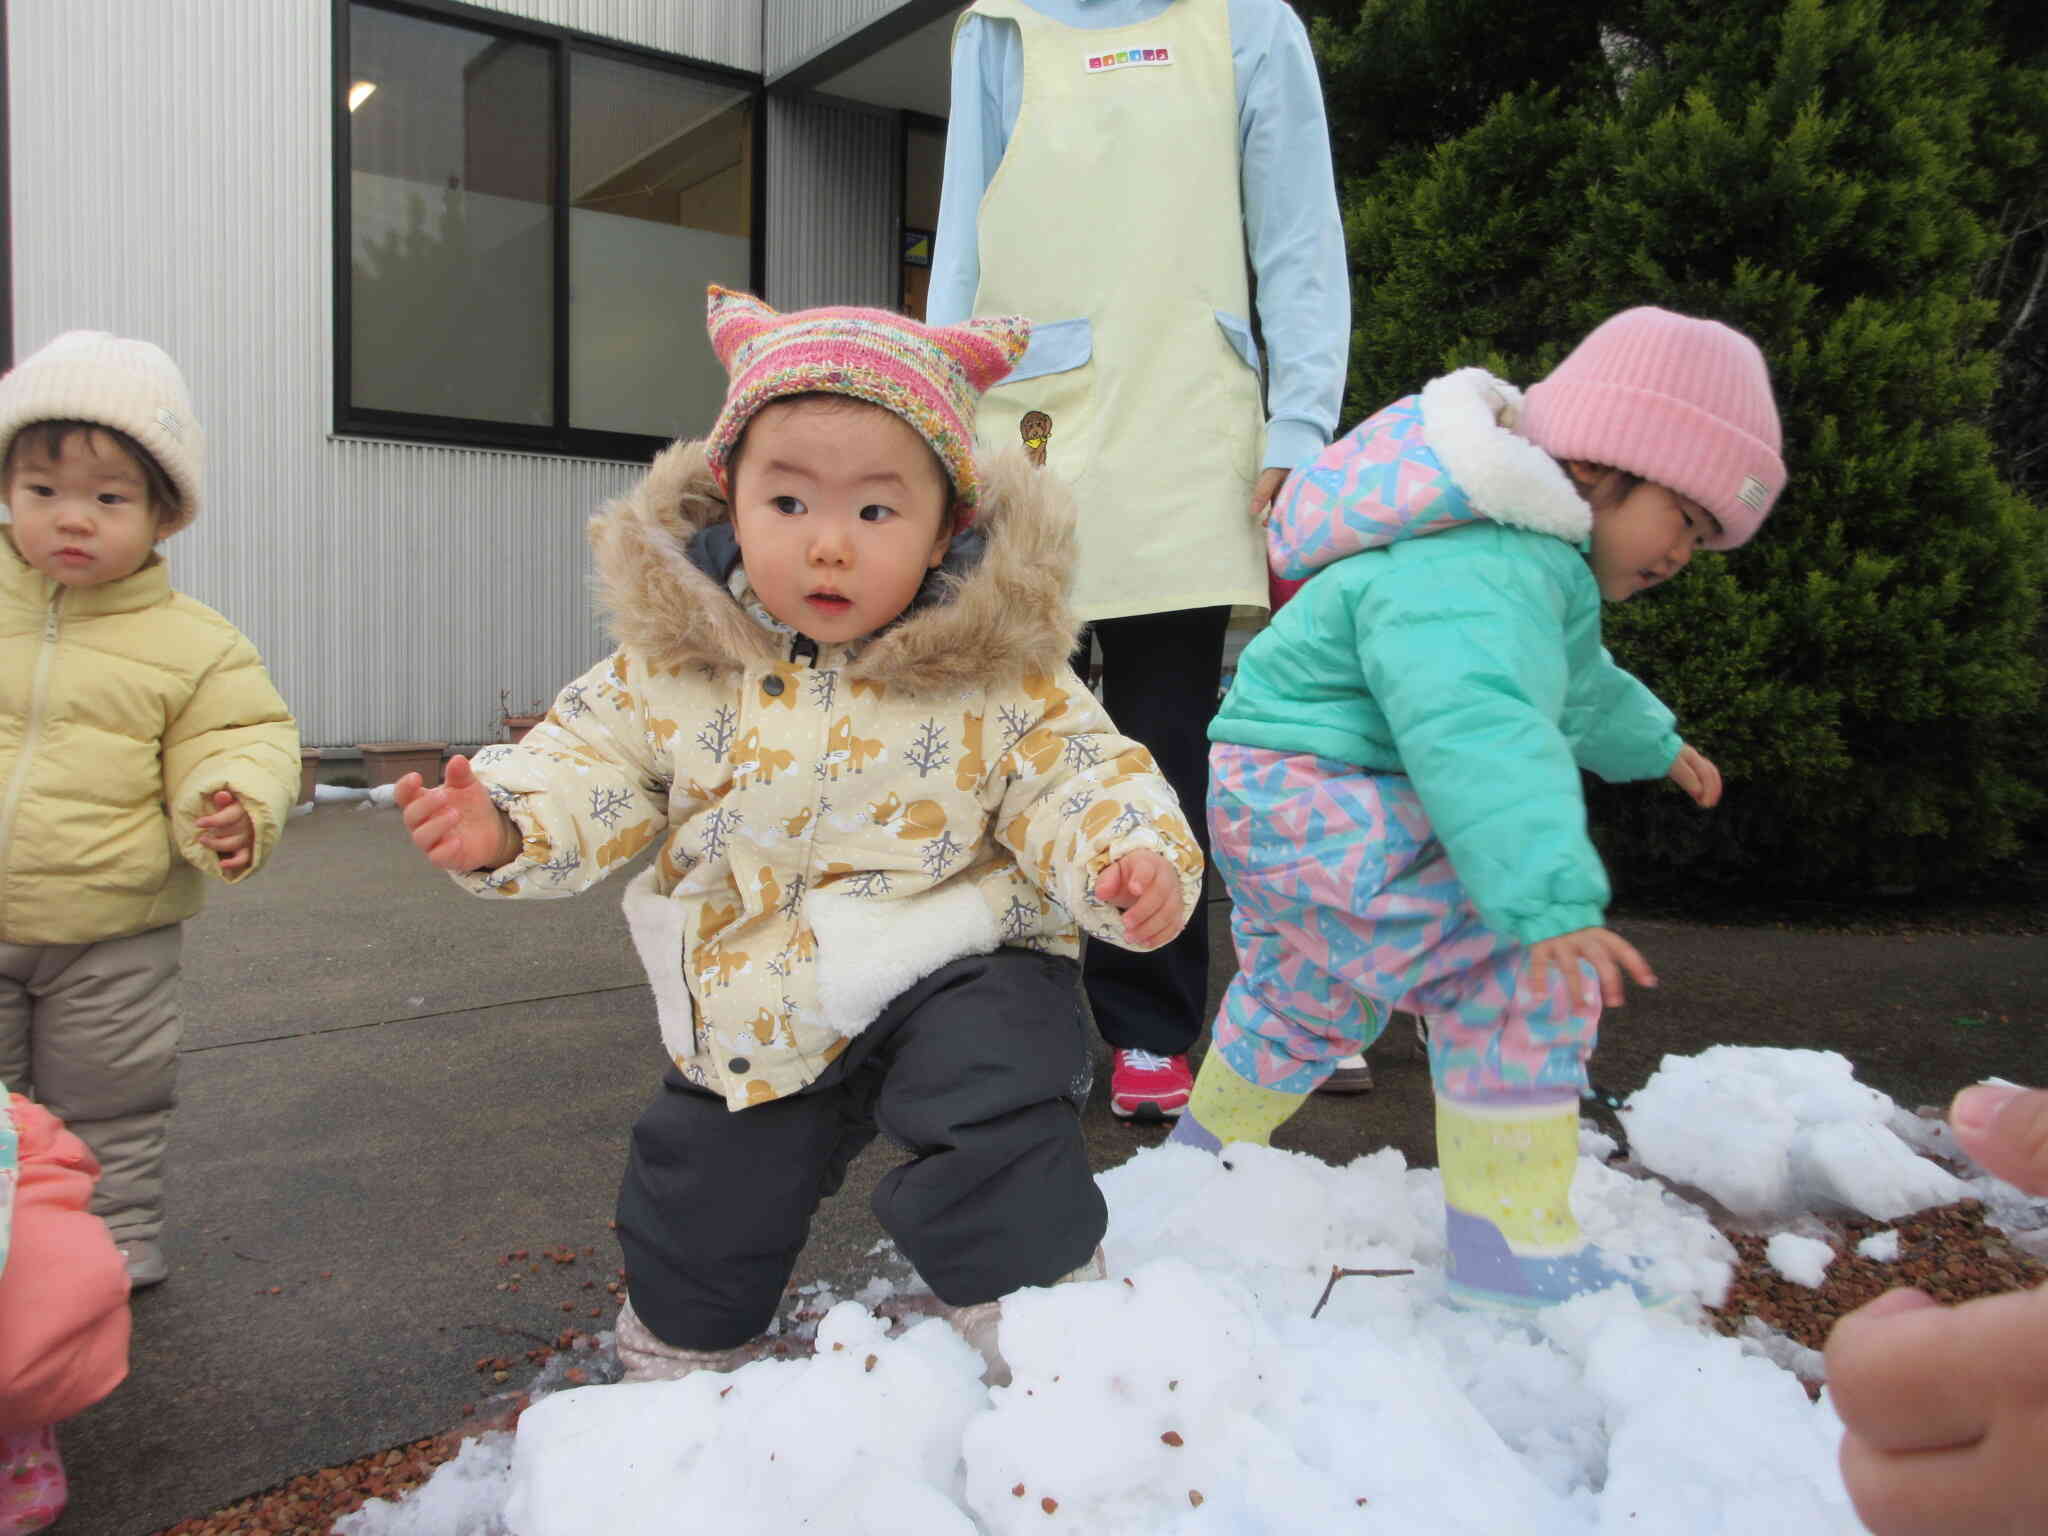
[1186,1054,1304,1148]
[1435,1096,1583,1254]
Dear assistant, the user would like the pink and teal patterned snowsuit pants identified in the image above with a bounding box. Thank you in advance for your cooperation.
[1207,744,1600,1100]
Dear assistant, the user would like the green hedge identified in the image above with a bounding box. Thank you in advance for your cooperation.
[1306,0,2048,893]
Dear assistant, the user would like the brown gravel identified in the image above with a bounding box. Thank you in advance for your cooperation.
[1704,1198,2046,1356]
[150,1408,515,1536]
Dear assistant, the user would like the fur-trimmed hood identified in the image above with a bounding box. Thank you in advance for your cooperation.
[1269,367,1593,582]
[589,438,1080,694]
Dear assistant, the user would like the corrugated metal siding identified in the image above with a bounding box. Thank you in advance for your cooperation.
[6,0,642,747]
[764,96,899,310]
[319,441,625,742]
[764,0,908,79]
[477,0,759,73]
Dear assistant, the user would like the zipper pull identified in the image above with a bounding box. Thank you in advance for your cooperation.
[790,634,818,666]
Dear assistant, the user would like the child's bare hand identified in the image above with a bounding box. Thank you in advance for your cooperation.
[196,789,255,872]
[1667,743,1722,807]
[1527,926,1656,1008]
[395,754,520,872]
[1094,850,1185,948]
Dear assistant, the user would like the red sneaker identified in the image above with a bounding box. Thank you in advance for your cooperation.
[1109,1049,1193,1121]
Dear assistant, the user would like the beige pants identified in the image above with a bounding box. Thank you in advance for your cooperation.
[0,923,183,1242]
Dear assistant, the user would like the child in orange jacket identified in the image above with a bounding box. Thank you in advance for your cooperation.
[0,1086,132,1535]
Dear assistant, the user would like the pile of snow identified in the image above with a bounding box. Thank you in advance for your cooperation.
[340,1045,2043,1535]
[312,782,399,809]
[336,1140,1871,1535]
[1620,1046,1971,1221]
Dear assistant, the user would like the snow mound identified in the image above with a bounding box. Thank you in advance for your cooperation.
[342,1134,1865,1534]
[504,1304,985,1536]
[1621,1046,1970,1221]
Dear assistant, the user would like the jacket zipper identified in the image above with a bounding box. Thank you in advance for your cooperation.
[0,591,63,932]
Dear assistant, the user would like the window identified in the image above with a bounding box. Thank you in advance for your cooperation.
[899,115,945,322]
[337,1,761,458]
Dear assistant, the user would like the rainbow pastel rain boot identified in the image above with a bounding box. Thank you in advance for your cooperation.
[1167,1052,1307,1152]
[1436,1091,1664,1311]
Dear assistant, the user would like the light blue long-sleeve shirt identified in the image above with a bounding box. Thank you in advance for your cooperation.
[927,0,1349,470]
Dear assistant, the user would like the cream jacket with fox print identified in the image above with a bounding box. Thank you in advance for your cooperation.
[458,439,1203,1111]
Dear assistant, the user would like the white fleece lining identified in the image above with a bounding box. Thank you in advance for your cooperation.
[621,865,697,1064]
[810,881,1002,1038]
[1418,368,1592,543]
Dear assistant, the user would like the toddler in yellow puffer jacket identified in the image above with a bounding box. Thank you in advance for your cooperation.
[0,332,300,1290]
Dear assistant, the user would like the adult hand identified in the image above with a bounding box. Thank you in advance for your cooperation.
[1249,466,1289,525]
[1667,743,1723,808]
[395,754,520,872]
[1526,926,1655,1008]
[195,789,255,873]
[1826,1084,2048,1536]
[1095,850,1186,949]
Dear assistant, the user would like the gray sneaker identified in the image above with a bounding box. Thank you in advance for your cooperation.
[1319,1054,1374,1093]
[118,1239,168,1289]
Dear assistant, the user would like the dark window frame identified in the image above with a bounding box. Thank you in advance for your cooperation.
[333,0,765,461]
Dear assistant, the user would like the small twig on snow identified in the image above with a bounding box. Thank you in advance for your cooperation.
[1310,1264,1415,1319]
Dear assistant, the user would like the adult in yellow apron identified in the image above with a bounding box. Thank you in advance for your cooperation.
[953,0,1279,1113]
[965,0,1269,622]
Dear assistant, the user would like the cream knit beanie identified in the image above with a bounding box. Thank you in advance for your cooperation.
[0,330,204,534]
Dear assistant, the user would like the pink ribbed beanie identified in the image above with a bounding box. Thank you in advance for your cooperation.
[1520,307,1784,549]
[702,286,1029,524]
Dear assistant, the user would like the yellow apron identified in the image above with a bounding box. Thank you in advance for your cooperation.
[965,0,1268,621]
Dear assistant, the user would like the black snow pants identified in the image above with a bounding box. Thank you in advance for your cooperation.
[615,948,1106,1350]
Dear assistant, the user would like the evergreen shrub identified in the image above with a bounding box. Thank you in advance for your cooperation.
[1308,0,2048,893]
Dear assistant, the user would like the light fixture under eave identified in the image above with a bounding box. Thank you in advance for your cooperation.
[347,80,377,112]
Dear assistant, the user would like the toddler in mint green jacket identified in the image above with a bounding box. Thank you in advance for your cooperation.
[1174,307,1786,1311]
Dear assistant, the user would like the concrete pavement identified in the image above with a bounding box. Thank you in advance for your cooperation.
[55,801,2047,1534]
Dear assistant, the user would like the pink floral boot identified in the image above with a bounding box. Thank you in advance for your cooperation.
[0,1425,66,1535]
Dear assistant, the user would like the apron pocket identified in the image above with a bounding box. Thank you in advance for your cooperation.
[1207,307,1266,481]
[1213,308,1263,383]
[1005,317,1093,384]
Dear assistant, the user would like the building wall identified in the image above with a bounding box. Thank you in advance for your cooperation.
[764,96,901,311]
[763,0,908,80]
[476,0,758,70]
[5,0,762,748]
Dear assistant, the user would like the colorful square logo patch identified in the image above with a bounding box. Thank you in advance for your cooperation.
[1084,44,1172,73]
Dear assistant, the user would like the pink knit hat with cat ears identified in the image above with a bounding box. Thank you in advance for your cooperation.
[702,286,1030,525]
[1520,307,1785,549]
